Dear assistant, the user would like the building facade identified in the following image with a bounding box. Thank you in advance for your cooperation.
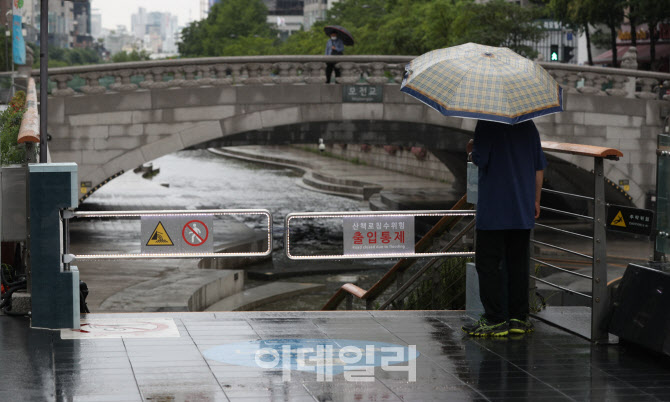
[131,7,180,56]
[303,0,339,30]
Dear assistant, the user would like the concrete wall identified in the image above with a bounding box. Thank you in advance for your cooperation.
[534,92,667,207]
[300,143,453,183]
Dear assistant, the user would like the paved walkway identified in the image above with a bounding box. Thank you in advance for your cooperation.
[3,310,670,401]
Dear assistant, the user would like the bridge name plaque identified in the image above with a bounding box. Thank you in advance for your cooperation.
[342,85,383,103]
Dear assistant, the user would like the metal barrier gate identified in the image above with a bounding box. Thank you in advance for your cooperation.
[62,209,273,264]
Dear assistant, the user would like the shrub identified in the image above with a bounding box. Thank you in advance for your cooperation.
[0,91,27,166]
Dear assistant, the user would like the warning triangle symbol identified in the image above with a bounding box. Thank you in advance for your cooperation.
[146,221,174,246]
[610,211,627,228]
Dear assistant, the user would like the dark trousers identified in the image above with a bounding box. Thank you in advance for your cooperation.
[325,63,340,83]
[475,229,531,323]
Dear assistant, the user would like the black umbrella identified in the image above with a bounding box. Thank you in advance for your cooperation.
[324,25,355,46]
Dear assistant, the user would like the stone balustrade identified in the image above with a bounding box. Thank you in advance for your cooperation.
[2,55,666,100]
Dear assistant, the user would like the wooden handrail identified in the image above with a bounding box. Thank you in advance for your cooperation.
[321,194,473,310]
[341,283,366,299]
[17,78,39,144]
[541,141,623,160]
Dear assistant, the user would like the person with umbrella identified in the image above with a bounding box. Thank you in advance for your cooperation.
[324,26,354,83]
[401,43,562,337]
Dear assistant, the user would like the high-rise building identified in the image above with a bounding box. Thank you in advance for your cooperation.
[303,0,338,30]
[265,1,303,39]
[104,25,139,55]
[131,7,147,40]
[73,0,93,48]
[130,7,180,56]
[91,9,102,39]
[47,0,75,48]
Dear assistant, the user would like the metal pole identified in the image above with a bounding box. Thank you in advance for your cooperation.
[591,157,609,343]
[39,0,47,163]
[4,22,8,71]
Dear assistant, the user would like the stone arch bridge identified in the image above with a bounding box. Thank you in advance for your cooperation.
[36,55,670,208]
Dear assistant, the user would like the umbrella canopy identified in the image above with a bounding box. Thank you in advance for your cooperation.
[400,43,563,125]
[324,25,355,46]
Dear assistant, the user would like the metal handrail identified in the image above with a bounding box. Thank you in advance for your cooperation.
[378,219,475,310]
[531,257,593,280]
[534,143,617,343]
[531,239,593,260]
[534,223,593,240]
[540,206,594,221]
[530,275,592,299]
[541,188,594,201]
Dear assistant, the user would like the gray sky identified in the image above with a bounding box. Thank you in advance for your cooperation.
[91,0,201,30]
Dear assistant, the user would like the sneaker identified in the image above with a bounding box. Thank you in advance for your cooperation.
[509,318,534,334]
[462,317,509,337]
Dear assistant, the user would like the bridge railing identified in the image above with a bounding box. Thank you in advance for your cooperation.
[0,56,665,100]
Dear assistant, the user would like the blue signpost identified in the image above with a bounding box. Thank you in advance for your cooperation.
[11,14,25,65]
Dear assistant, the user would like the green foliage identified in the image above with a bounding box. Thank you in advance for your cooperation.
[111,49,152,63]
[453,0,547,58]
[220,36,277,56]
[0,34,13,72]
[30,43,102,68]
[279,26,327,55]
[0,91,27,166]
[179,0,277,57]
[402,257,470,310]
[290,0,546,57]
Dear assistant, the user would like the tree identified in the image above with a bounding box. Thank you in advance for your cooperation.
[179,20,207,57]
[278,26,326,55]
[453,0,547,58]
[178,0,277,57]
[549,0,598,65]
[111,49,151,63]
[0,91,27,166]
[637,0,670,68]
[591,0,625,67]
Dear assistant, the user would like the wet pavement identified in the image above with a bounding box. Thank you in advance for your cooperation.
[2,311,670,401]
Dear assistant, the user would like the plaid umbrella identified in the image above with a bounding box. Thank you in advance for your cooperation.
[400,43,563,124]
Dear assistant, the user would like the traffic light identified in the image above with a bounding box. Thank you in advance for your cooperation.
[562,46,574,63]
[550,45,559,61]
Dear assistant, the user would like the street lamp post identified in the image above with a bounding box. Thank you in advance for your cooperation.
[4,13,9,72]
[39,0,47,163]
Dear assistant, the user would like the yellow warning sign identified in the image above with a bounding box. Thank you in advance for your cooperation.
[610,211,626,228]
[146,222,174,246]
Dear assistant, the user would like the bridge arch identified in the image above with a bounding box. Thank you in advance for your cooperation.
[39,56,670,207]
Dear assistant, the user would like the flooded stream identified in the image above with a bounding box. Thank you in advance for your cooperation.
[74,149,395,310]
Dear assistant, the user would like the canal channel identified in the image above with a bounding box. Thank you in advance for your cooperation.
[71,148,401,311]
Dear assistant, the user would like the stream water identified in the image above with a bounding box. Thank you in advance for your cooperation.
[74,149,396,310]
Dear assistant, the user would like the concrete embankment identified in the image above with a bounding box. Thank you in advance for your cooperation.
[210,145,461,208]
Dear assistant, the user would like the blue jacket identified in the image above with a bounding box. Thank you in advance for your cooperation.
[325,38,344,55]
[472,120,547,230]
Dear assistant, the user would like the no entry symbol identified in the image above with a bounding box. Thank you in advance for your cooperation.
[182,220,209,247]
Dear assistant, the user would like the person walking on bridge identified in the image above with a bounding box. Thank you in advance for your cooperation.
[463,120,547,337]
[324,33,344,83]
